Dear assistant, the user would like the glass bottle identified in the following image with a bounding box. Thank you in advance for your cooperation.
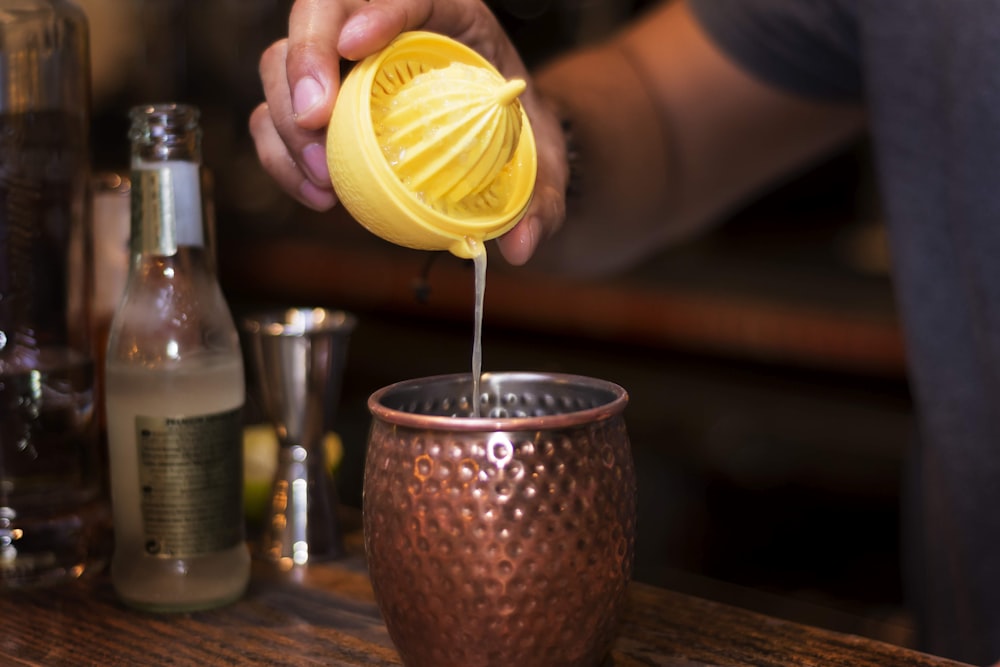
[104,103,249,612]
[0,0,111,588]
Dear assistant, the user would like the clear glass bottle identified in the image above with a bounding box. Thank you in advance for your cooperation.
[0,0,111,589]
[104,103,249,612]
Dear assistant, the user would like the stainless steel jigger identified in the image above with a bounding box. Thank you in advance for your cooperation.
[242,307,356,567]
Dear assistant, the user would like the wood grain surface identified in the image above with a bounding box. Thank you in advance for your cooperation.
[0,550,970,667]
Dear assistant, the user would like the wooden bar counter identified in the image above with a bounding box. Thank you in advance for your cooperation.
[0,546,971,667]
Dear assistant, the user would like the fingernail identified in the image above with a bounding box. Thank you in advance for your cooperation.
[339,14,369,51]
[299,180,337,210]
[301,143,330,185]
[522,215,541,257]
[293,76,324,118]
[499,215,538,266]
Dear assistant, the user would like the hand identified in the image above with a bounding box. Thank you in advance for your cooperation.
[249,0,568,265]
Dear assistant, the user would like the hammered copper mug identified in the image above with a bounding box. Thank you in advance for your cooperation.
[364,371,636,667]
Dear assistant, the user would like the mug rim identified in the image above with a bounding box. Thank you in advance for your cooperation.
[367,370,629,431]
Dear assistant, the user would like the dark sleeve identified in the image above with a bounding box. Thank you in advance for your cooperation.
[687,0,864,102]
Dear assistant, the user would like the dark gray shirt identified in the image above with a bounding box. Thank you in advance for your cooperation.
[689,1,1000,663]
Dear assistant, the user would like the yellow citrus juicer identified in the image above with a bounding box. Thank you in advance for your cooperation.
[326,31,537,259]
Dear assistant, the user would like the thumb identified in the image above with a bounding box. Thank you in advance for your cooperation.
[496,182,565,265]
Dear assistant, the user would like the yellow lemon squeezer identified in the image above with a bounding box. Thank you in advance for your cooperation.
[326,31,537,259]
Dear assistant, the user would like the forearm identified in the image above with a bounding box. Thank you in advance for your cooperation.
[530,43,678,275]
[527,0,866,276]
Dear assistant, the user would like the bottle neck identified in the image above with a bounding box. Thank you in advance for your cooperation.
[129,104,201,162]
[130,159,205,257]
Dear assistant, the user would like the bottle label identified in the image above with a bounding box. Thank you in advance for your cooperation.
[131,161,204,255]
[135,407,244,557]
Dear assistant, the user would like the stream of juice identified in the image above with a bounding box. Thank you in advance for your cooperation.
[471,245,487,417]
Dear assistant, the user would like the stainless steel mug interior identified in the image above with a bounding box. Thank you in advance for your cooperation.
[365,371,636,667]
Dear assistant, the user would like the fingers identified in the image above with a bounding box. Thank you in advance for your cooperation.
[496,90,569,265]
[337,0,516,60]
[253,0,569,265]
[495,211,542,266]
[289,0,494,102]
[496,183,565,265]
[285,0,437,128]
[269,0,441,209]
[251,38,336,211]
[250,101,337,211]
[284,0,365,129]
[337,0,431,60]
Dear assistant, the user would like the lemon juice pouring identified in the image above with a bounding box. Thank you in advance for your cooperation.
[326,31,537,412]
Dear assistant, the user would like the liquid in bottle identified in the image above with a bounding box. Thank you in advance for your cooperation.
[104,104,249,612]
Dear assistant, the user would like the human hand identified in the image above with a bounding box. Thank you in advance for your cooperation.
[249,0,568,265]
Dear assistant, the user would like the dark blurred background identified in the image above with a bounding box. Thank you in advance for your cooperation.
[82,0,914,648]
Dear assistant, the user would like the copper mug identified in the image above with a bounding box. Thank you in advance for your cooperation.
[364,371,636,667]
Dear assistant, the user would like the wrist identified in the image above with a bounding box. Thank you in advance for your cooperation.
[559,116,582,200]
[534,88,583,203]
